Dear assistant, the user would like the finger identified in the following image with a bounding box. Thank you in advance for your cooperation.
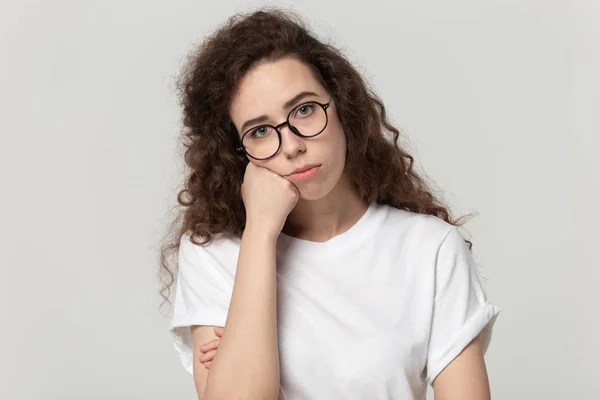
[198,349,216,363]
[199,339,220,353]
[204,361,212,369]
[214,327,224,337]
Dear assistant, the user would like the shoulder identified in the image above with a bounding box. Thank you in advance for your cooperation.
[381,204,458,248]
[180,231,241,256]
[178,232,241,278]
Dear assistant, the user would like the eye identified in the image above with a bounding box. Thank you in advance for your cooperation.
[249,126,271,138]
[294,103,315,117]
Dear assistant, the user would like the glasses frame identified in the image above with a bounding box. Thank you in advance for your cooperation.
[236,99,331,161]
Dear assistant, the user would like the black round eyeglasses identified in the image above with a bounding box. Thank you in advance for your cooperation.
[236,99,331,161]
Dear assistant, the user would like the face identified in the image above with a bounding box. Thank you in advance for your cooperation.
[229,56,347,201]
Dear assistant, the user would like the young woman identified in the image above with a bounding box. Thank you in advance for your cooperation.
[161,8,501,400]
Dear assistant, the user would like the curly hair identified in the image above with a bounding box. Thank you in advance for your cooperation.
[158,7,474,311]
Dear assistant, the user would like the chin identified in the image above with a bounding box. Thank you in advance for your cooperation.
[297,191,324,201]
[296,180,337,201]
[294,164,346,201]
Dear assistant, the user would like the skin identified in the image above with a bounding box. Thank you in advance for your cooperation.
[194,55,492,400]
[230,55,369,243]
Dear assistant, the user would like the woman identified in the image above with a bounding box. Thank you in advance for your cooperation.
[161,8,501,400]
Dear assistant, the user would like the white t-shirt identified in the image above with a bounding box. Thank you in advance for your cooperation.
[169,201,501,399]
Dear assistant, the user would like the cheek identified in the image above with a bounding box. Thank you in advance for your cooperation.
[327,115,346,153]
[330,128,347,163]
[319,129,347,184]
[250,158,287,177]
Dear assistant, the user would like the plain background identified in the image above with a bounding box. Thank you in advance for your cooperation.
[1,0,598,399]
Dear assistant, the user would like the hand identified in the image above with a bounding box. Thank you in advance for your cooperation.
[241,162,299,236]
[198,327,224,369]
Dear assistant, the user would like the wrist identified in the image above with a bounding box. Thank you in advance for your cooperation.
[243,221,281,242]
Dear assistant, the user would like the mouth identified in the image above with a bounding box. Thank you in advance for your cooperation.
[287,165,321,182]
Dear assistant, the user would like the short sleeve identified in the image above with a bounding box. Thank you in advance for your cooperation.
[168,234,233,374]
[425,227,501,385]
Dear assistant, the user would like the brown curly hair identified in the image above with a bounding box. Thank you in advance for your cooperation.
[158,7,473,311]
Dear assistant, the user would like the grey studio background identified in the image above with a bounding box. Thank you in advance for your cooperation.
[1,0,598,399]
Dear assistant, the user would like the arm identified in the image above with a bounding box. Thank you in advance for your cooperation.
[194,327,285,400]
[432,335,491,400]
[191,325,222,399]
[197,227,280,400]
[426,227,501,398]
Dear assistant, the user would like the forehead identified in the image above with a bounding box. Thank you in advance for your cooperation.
[230,57,324,123]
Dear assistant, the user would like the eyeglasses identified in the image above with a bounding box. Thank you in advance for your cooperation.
[236,99,331,160]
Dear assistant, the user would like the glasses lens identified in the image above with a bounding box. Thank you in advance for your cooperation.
[241,102,328,159]
[289,102,327,137]
[242,125,280,159]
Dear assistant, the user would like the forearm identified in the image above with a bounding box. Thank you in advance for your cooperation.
[204,227,280,400]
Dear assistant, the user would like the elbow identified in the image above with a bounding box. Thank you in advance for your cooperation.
[200,367,280,400]
[203,387,279,400]
[204,394,276,400]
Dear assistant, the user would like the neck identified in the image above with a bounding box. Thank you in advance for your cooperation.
[282,174,368,242]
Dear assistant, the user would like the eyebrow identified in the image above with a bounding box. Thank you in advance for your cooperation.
[239,91,320,133]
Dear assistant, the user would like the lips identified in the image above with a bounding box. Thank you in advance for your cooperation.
[287,165,321,182]
[288,164,320,176]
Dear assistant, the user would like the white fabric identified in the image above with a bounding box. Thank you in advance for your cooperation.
[169,202,501,399]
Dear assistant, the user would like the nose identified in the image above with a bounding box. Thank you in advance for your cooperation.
[279,124,306,158]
